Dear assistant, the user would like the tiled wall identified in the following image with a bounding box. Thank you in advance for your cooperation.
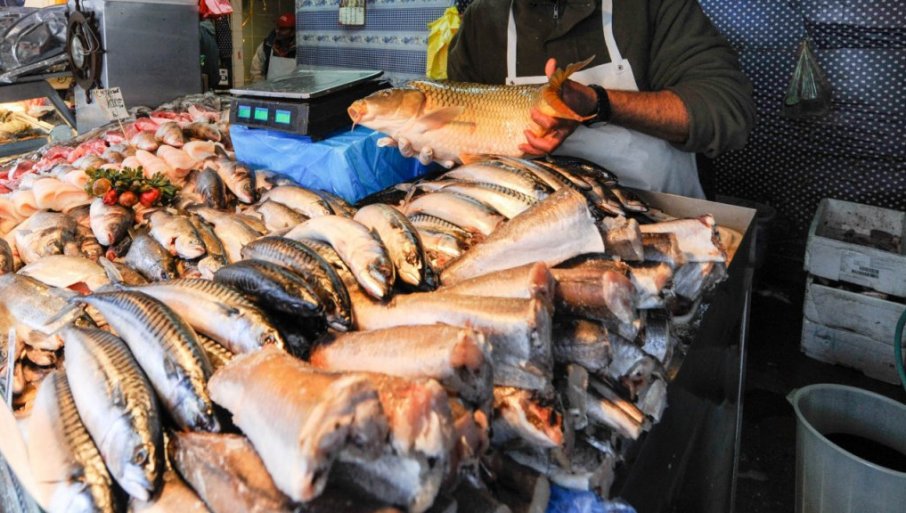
[295,0,453,84]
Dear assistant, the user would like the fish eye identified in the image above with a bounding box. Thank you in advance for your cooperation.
[132,447,148,465]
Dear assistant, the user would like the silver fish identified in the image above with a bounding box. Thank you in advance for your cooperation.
[188,215,227,279]
[170,432,294,513]
[183,122,221,143]
[122,233,179,281]
[606,334,660,397]
[209,159,256,204]
[313,189,357,218]
[639,215,726,263]
[586,380,647,440]
[286,216,395,299]
[349,289,553,390]
[640,309,672,364]
[600,216,644,261]
[191,207,261,263]
[550,265,638,325]
[195,168,228,209]
[148,210,206,259]
[311,325,492,404]
[132,278,284,354]
[28,371,117,513]
[75,291,219,432]
[332,451,443,513]
[14,211,79,264]
[492,156,573,192]
[99,256,150,286]
[629,262,674,309]
[441,188,604,285]
[533,159,592,191]
[208,347,388,503]
[0,274,84,350]
[62,327,163,501]
[261,185,334,218]
[641,233,686,269]
[444,161,550,200]
[354,204,431,288]
[131,131,159,152]
[196,334,234,374]
[89,198,134,247]
[672,261,727,300]
[416,229,467,270]
[403,192,503,237]
[241,237,353,331]
[213,260,323,317]
[408,213,475,243]
[441,182,539,219]
[552,318,612,373]
[440,261,555,301]
[254,200,308,233]
[155,122,185,147]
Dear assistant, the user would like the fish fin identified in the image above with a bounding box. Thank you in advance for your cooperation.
[544,55,598,122]
[413,106,466,133]
[459,153,484,165]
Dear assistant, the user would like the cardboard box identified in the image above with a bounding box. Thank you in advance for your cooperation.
[804,278,906,343]
[805,198,906,297]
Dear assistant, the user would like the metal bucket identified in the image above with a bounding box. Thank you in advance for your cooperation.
[789,384,906,513]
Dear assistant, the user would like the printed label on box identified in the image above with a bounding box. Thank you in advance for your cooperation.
[839,250,906,292]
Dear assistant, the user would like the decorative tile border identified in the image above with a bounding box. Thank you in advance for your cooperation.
[299,31,428,50]
[297,0,452,11]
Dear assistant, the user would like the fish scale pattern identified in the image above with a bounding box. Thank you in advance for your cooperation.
[699,0,906,257]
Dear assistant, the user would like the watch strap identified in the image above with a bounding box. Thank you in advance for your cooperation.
[586,84,611,125]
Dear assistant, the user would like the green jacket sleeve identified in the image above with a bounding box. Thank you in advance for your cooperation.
[447,2,482,82]
[648,0,755,157]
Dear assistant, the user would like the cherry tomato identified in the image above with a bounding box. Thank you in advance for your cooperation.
[118,190,138,208]
[140,188,161,207]
[103,189,119,206]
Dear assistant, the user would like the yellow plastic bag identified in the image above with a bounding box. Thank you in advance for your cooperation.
[426,6,461,80]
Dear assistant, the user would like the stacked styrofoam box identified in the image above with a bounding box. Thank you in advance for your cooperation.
[802,199,906,385]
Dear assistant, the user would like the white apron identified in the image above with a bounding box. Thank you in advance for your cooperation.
[506,0,704,198]
[267,54,296,80]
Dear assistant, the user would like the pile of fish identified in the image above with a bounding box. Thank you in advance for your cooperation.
[0,97,735,513]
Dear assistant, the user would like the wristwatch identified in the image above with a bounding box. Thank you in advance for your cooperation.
[585,84,612,125]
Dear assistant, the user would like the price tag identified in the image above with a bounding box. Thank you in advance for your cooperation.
[93,87,130,121]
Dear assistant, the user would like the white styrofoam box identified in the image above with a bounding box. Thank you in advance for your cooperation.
[804,279,906,343]
[805,198,906,297]
[801,319,900,385]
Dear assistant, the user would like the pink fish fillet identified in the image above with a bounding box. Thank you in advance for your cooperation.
[156,145,197,180]
[135,150,177,183]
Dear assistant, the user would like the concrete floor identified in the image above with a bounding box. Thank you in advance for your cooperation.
[734,268,906,513]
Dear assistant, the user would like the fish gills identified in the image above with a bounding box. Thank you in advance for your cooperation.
[63,327,163,502]
[76,291,218,432]
[311,325,492,405]
[441,188,604,285]
[208,347,388,503]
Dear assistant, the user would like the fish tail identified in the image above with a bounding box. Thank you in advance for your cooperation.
[543,55,597,122]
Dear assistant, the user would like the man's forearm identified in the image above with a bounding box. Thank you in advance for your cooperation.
[607,89,690,144]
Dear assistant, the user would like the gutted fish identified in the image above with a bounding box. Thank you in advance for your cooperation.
[552,318,612,374]
[62,327,163,501]
[440,261,555,302]
[208,347,388,502]
[550,265,637,325]
[286,215,395,300]
[491,387,563,449]
[14,211,79,264]
[639,215,726,263]
[441,188,604,285]
[0,274,84,350]
[75,291,218,432]
[311,325,492,404]
[354,204,431,288]
[254,200,308,232]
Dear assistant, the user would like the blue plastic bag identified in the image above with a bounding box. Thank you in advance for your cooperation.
[546,485,637,513]
[230,125,437,203]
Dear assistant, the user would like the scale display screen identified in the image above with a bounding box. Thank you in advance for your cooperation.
[254,107,269,121]
[275,109,292,125]
[237,105,251,119]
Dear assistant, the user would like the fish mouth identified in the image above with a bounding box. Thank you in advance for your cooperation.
[347,101,367,126]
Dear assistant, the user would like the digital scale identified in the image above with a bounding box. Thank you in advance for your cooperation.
[229,68,388,140]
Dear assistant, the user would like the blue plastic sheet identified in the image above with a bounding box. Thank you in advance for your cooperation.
[546,485,637,513]
[231,125,437,203]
